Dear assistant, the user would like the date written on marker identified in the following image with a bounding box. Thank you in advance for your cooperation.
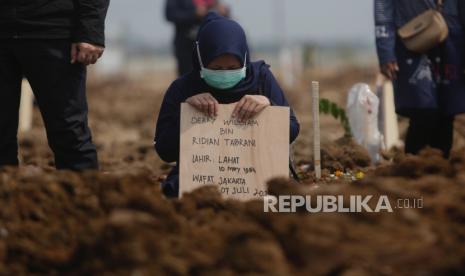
[192,155,240,164]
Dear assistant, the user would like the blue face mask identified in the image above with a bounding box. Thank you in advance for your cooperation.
[196,42,247,90]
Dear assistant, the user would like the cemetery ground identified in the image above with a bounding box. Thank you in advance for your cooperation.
[2,67,465,275]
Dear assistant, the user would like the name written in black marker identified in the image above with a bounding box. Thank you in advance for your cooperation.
[192,137,220,146]
[220,128,234,135]
[223,119,259,127]
[191,116,216,125]
[224,138,256,147]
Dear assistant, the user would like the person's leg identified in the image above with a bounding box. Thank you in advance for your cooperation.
[405,109,438,155]
[431,115,455,158]
[0,41,23,167]
[161,175,179,198]
[175,37,194,76]
[178,50,193,76]
[161,166,179,198]
[16,40,98,170]
[405,109,454,158]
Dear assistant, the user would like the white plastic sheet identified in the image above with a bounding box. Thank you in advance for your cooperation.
[347,83,382,164]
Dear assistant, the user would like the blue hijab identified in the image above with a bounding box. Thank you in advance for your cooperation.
[189,12,267,96]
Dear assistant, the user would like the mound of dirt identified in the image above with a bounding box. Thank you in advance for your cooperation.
[1,147,465,275]
[320,137,372,171]
[7,69,465,275]
[297,137,372,182]
[375,148,458,178]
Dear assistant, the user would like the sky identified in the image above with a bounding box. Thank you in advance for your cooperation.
[106,0,376,47]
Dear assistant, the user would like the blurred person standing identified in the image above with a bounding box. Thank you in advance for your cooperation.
[166,0,229,76]
[375,0,465,158]
[0,0,109,170]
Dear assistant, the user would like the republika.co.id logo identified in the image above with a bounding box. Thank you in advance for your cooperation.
[263,195,423,213]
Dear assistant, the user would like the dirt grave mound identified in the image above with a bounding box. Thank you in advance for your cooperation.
[1,147,465,275]
[6,69,465,275]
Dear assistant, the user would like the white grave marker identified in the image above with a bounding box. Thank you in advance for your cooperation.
[19,79,34,133]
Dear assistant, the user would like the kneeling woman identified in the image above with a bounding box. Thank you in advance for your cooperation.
[154,12,300,197]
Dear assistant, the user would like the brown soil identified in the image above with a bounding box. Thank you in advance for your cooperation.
[2,67,464,275]
[2,148,465,275]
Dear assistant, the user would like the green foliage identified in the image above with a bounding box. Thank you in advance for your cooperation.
[319,98,352,137]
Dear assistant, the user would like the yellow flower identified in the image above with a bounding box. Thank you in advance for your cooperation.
[356,172,365,180]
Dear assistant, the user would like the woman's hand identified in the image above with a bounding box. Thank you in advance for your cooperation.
[381,62,399,80]
[186,93,219,117]
[232,95,271,122]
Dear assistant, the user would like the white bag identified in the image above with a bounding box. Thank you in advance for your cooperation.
[346,83,382,164]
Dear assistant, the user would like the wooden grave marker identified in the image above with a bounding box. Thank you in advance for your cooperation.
[376,75,402,150]
[19,79,34,133]
[180,103,289,200]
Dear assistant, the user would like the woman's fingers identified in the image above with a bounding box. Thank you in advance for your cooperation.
[381,62,398,80]
[187,96,203,111]
[207,100,215,117]
[214,99,219,116]
[243,102,259,121]
[232,97,247,118]
[212,95,219,117]
[187,97,201,110]
[388,65,397,80]
[207,95,219,117]
[238,101,253,121]
[200,94,216,117]
[198,97,210,116]
[186,93,219,117]
[189,94,271,120]
[233,95,272,121]
[254,102,267,114]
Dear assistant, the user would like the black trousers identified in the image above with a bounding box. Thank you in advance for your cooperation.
[174,35,194,76]
[0,40,98,170]
[405,109,454,158]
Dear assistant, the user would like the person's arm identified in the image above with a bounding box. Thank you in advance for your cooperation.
[165,0,202,25]
[73,0,110,47]
[70,0,109,65]
[154,82,184,163]
[375,0,399,79]
[263,70,300,143]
